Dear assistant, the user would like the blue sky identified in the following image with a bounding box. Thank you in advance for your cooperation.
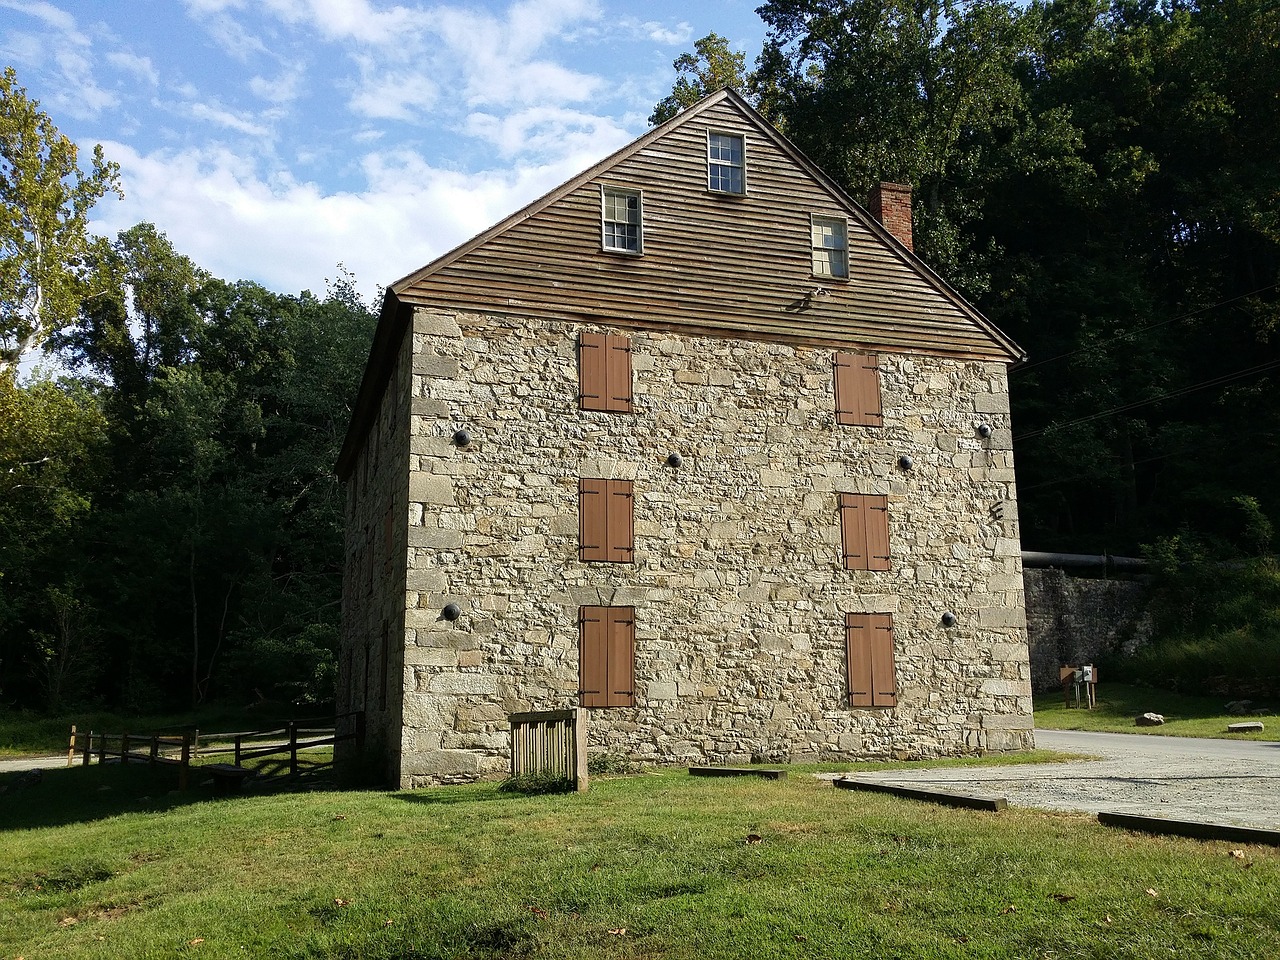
[2,0,766,301]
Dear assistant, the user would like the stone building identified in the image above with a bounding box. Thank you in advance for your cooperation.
[336,90,1034,788]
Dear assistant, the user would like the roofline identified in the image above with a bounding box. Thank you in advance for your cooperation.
[337,87,1026,479]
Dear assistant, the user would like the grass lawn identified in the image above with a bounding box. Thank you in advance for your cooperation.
[2,763,1277,959]
[1035,682,1280,740]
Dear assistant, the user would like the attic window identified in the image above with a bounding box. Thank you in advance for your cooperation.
[601,187,642,254]
[812,215,848,278]
[707,132,745,194]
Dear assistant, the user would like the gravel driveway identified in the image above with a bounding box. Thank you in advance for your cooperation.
[838,729,1280,830]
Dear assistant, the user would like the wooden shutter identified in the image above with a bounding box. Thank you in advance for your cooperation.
[605,335,633,412]
[581,333,632,412]
[580,478,632,563]
[581,606,635,707]
[579,333,607,410]
[834,352,883,426]
[608,480,634,561]
[579,478,608,561]
[606,607,635,706]
[378,621,389,711]
[840,494,890,570]
[847,613,896,708]
[580,606,609,707]
[383,506,394,574]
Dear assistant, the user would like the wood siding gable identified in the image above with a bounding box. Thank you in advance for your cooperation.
[387,90,1022,364]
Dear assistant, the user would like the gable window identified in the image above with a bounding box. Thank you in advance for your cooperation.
[812,216,848,278]
[580,606,635,707]
[839,493,890,571]
[833,352,883,427]
[579,332,633,413]
[707,132,745,194]
[846,613,897,707]
[601,187,642,253]
[579,478,634,562]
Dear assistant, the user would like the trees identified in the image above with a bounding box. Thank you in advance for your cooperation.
[649,33,751,125]
[0,67,122,372]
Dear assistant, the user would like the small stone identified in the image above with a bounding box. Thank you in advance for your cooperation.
[1227,721,1264,733]
[1135,712,1165,726]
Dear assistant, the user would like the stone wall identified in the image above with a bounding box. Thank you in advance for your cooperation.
[337,324,411,782]
[395,307,1034,787]
[1023,567,1153,692]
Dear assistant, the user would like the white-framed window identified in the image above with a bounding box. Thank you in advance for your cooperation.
[601,186,643,254]
[707,132,745,194]
[811,215,849,278]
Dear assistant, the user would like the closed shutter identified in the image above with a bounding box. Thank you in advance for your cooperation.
[581,606,635,707]
[580,478,633,563]
[580,607,609,707]
[846,613,896,708]
[840,494,890,570]
[834,352,883,426]
[579,478,608,561]
[606,608,635,706]
[605,335,633,412]
[383,506,394,574]
[579,333,606,410]
[581,333,632,412]
[608,480,634,561]
[378,620,389,711]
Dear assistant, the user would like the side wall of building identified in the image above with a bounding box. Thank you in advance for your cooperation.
[401,307,1033,786]
[337,324,412,782]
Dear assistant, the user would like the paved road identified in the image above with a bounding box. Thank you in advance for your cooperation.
[844,729,1280,830]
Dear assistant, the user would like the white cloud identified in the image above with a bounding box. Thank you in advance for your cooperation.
[89,140,619,301]
[0,0,117,118]
[347,57,438,121]
[618,17,693,46]
[249,66,304,104]
[260,0,421,46]
[465,105,631,161]
[189,101,272,137]
[106,51,160,86]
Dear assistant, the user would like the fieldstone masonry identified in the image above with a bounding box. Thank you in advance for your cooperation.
[343,306,1034,787]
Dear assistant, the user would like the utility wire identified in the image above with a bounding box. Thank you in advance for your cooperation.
[1013,282,1279,374]
[1014,357,1280,442]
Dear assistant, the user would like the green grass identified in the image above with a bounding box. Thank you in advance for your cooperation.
[2,764,1277,959]
[1034,682,1280,740]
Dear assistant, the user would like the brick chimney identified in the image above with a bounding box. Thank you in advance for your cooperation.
[868,182,913,252]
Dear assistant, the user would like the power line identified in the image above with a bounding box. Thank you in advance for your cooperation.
[1013,283,1279,374]
[1014,357,1280,442]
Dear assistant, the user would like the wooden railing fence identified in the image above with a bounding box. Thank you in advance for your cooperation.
[510,708,588,792]
[66,711,365,790]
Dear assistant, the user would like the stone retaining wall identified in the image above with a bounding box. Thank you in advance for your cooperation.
[1023,567,1152,692]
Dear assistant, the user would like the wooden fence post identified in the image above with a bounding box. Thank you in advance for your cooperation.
[83,730,93,766]
[289,721,299,776]
[122,732,130,765]
[179,735,190,791]
[149,736,159,766]
[98,732,107,765]
[67,725,77,767]
[574,707,589,793]
[234,734,243,766]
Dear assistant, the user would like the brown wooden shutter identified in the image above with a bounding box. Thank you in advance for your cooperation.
[579,607,608,707]
[579,333,607,410]
[579,478,608,561]
[864,495,891,571]
[605,335,633,412]
[869,614,897,706]
[378,620,389,711]
[839,493,866,569]
[840,494,890,570]
[847,613,896,707]
[834,352,883,426]
[846,613,873,706]
[383,506,394,574]
[608,480,634,561]
[606,607,635,706]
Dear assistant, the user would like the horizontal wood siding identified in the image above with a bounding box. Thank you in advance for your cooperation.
[396,99,1011,360]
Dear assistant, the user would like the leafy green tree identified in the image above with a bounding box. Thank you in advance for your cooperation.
[0,67,122,372]
[649,33,751,125]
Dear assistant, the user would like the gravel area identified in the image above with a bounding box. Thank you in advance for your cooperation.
[828,729,1280,830]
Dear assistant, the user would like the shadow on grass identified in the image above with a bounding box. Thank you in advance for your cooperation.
[0,759,356,831]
